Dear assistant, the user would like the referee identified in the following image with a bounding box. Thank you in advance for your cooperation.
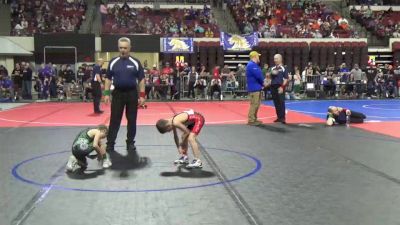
[92,58,104,114]
[103,37,145,157]
[270,54,288,124]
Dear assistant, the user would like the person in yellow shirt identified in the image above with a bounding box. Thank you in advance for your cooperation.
[205,27,214,38]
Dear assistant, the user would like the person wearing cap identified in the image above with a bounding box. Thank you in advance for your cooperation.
[103,37,145,167]
[270,54,288,124]
[246,51,264,126]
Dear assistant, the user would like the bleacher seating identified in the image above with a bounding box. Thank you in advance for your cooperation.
[10,0,87,36]
[227,0,354,38]
[351,6,400,39]
[102,3,219,37]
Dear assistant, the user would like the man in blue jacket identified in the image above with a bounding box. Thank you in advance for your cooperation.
[246,51,265,126]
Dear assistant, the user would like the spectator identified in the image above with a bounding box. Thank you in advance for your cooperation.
[64,65,75,99]
[0,65,8,76]
[77,66,85,84]
[92,59,104,113]
[144,70,152,99]
[11,63,22,100]
[199,65,209,77]
[187,66,198,99]
[237,64,246,77]
[293,66,302,98]
[212,66,220,79]
[210,75,222,100]
[159,72,169,100]
[100,2,108,24]
[226,71,238,97]
[205,27,214,37]
[323,64,337,97]
[0,74,14,101]
[262,64,270,78]
[22,62,32,99]
[350,64,364,98]
[150,64,161,99]
[37,64,46,83]
[161,62,176,100]
[221,65,231,91]
[339,63,352,96]
[195,74,207,99]
[375,69,385,98]
[34,76,43,99]
[366,65,377,98]
[386,73,397,98]
[56,77,65,101]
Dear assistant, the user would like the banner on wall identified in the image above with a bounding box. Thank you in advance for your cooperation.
[162,37,194,53]
[220,32,258,51]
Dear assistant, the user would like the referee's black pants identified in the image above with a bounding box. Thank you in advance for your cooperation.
[107,89,138,149]
[271,84,286,120]
[92,81,102,113]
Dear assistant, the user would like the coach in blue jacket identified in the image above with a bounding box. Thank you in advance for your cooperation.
[246,51,265,126]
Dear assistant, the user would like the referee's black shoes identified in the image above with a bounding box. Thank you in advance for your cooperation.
[127,142,136,151]
[273,119,286,124]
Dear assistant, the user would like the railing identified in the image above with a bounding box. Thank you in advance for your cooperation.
[4,73,398,102]
[109,0,211,4]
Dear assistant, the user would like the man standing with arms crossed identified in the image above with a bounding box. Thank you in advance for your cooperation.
[246,51,265,126]
[103,37,145,168]
[270,54,288,124]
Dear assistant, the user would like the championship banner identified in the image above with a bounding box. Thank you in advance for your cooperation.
[220,32,259,51]
[162,37,193,53]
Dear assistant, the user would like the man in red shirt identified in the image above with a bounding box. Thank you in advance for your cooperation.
[210,66,222,100]
[212,66,220,80]
[162,62,174,76]
[150,64,160,99]
[162,62,177,100]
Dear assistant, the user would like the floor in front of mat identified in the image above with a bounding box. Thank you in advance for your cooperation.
[1,101,400,225]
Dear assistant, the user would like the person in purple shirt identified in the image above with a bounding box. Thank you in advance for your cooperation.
[0,74,14,100]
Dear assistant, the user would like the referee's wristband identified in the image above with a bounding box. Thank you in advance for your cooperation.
[139,92,145,98]
[103,90,111,96]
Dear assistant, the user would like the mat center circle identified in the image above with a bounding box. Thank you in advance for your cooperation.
[11,145,262,193]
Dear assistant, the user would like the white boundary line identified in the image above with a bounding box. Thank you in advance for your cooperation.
[362,104,400,111]
[0,115,277,126]
[0,102,277,126]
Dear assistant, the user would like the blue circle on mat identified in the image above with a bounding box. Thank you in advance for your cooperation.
[11,145,262,193]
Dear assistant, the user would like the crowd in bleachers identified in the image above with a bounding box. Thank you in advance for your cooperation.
[101,2,219,37]
[350,6,400,39]
[10,0,87,36]
[227,0,356,38]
